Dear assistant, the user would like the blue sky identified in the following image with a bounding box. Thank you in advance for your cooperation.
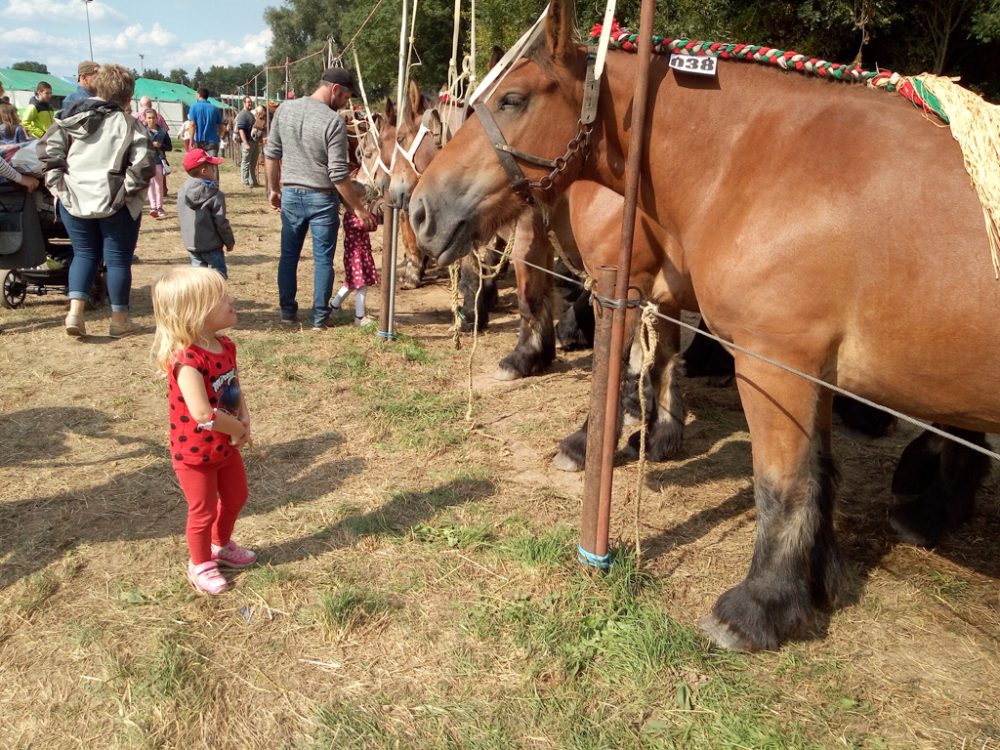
[0,0,273,80]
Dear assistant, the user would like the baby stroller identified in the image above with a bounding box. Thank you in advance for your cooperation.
[0,182,106,310]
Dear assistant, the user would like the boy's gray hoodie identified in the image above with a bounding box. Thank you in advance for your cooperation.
[177,177,234,252]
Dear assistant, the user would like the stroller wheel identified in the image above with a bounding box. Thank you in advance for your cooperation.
[2,270,27,309]
[85,269,107,310]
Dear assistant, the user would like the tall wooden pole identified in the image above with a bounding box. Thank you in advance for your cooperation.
[579,0,657,567]
[378,0,409,341]
[578,265,618,567]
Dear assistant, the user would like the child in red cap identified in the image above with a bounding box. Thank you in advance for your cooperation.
[177,148,235,278]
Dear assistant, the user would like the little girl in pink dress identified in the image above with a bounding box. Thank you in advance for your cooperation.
[331,210,379,325]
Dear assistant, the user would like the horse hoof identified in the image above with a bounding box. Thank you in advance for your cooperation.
[699,614,755,652]
[552,451,583,472]
[399,280,420,291]
[492,366,520,382]
[889,505,937,548]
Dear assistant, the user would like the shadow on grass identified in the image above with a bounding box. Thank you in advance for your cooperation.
[0,408,361,590]
[260,475,499,565]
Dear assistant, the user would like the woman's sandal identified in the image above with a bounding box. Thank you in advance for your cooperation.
[187,561,231,595]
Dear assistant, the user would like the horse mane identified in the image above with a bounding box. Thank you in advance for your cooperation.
[589,23,950,122]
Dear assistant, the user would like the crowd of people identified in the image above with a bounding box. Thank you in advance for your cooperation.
[2,60,382,594]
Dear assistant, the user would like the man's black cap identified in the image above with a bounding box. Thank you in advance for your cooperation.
[321,67,357,95]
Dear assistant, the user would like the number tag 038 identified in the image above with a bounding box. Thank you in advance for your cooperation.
[668,54,718,77]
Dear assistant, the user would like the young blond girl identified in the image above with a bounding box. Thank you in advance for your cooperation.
[152,267,256,594]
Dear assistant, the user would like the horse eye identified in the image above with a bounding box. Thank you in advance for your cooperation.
[499,93,526,110]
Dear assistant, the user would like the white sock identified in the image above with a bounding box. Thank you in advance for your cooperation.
[355,286,367,318]
[332,285,349,308]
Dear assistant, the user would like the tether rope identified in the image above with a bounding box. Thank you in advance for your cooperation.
[506,255,1000,463]
[589,23,950,122]
[633,303,659,567]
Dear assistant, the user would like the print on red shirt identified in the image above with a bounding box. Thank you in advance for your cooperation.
[167,336,240,466]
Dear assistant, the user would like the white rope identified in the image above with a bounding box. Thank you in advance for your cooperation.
[469,7,547,104]
[501,255,1000,462]
[634,303,659,567]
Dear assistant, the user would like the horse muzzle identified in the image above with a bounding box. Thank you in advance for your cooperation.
[408,192,474,265]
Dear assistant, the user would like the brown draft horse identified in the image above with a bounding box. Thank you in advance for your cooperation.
[407,0,1000,650]
[389,79,695,461]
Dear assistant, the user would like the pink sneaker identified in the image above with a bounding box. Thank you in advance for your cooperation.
[187,561,230,595]
[211,540,257,569]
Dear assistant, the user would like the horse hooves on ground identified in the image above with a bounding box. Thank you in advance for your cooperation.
[492,366,520,382]
[552,451,583,472]
[888,501,940,548]
[698,614,755,652]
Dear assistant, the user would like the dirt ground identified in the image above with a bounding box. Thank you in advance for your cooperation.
[0,162,997,749]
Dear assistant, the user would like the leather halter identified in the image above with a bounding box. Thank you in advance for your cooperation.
[354,129,392,185]
[393,109,446,177]
[474,50,599,205]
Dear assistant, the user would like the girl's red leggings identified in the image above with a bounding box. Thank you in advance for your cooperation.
[173,450,248,564]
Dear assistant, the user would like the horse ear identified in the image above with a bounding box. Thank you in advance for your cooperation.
[546,0,577,65]
[407,79,425,120]
[384,98,396,126]
[488,45,505,71]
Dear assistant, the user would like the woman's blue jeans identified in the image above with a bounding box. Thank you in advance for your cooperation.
[277,188,340,327]
[59,204,141,313]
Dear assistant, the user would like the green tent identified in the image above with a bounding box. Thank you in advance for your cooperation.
[0,68,76,110]
[133,78,225,108]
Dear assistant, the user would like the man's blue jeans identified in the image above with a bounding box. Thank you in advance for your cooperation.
[278,188,340,326]
[59,204,140,313]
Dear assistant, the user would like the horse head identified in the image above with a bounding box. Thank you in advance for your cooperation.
[408,0,587,266]
[388,80,446,210]
[349,102,396,199]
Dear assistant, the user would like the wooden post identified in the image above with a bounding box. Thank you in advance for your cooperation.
[578,265,618,568]
[377,0,410,341]
[579,0,657,568]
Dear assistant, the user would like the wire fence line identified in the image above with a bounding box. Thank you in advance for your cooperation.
[507,254,1000,463]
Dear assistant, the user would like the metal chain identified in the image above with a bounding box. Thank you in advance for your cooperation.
[530,124,593,195]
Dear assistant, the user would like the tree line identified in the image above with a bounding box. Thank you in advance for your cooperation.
[262,0,999,101]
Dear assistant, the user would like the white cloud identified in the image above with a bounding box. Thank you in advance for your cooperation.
[2,0,125,23]
[0,26,90,74]
[0,17,271,78]
[98,22,177,52]
[165,28,272,70]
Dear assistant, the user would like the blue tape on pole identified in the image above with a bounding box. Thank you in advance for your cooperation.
[376,329,395,340]
[578,545,612,570]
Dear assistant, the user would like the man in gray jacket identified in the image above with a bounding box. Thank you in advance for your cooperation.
[177,148,235,278]
[264,66,377,329]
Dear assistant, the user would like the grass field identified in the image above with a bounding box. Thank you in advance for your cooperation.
[0,160,998,749]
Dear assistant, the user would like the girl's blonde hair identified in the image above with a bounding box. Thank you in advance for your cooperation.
[151,267,227,373]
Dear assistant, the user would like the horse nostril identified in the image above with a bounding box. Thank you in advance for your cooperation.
[410,199,427,234]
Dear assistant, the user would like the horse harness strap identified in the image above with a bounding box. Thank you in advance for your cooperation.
[394,124,431,177]
[475,50,599,205]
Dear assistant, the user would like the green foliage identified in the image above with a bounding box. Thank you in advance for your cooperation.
[167,68,191,87]
[11,60,48,74]
[262,0,999,102]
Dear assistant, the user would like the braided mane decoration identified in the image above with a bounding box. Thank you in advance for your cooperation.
[589,22,948,123]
